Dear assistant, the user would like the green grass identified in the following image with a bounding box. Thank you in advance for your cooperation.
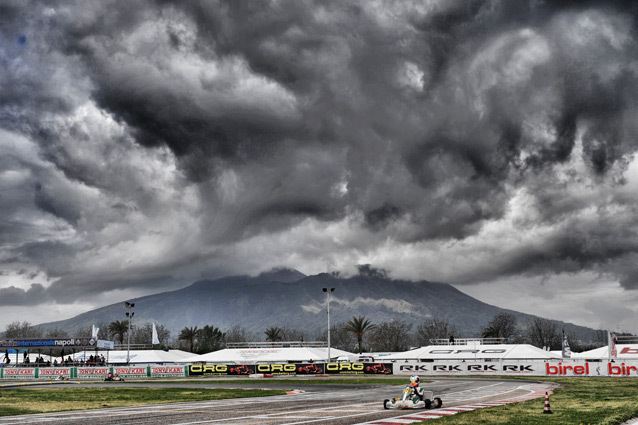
[417,378,638,425]
[0,387,287,416]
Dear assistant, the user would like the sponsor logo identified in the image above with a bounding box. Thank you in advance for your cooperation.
[115,367,146,374]
[620,347,638,355]
[78,368,109,375]
[608,362,638,376]
[399,364,429,372]
[152,367,183,374]
[433,365,462,372]
[189,364,228,374]
[428,349,507,355]
[4,368,35,376]
[503,365,534,372]
[545,363,590,376]
[468,364,497,372]
[39,368,71,376]
[326,363,365,371]
[256,364,297,373]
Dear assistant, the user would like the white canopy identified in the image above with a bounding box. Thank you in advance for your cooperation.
[184,346,355,364]
[383,344,562,361]
[61,349,194,364]
[571,344,638,359]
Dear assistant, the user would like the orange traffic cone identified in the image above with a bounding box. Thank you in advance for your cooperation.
[542,392,553,414]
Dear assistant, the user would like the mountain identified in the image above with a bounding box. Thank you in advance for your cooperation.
[36,269,598,342]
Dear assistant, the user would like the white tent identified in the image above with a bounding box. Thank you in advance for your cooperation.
[184,346,355,364]
[571,344,638,360]
[61,349,194,364]
[383,344,562,361]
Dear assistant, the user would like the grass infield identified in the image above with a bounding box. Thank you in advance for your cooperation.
[0,387,287,416]
[416,377,638,425]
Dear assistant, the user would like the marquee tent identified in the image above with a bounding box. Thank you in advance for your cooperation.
[383,344,563,361]
[61,349,194,364]
[571,344,638,360]
[184,346,356,364]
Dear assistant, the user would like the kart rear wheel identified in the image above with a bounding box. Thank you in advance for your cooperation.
[433,397,442,408]
[424,399,432,409]
[383,399,390,410]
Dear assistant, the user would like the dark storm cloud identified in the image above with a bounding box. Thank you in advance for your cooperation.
[0,283,46,306]
[2,0,638,308]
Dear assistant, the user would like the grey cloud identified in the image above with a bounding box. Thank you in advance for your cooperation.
[0,283,46,306]
[2,0,638,305]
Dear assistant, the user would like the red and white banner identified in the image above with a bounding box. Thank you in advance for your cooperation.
[151,366,186,377]
[394,360,638,377]
[113,367,148,378]
[39,368,72,378]
[2,368,36,378]
[76,367,110,379]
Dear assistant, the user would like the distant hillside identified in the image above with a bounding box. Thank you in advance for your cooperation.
[36,269,598,342]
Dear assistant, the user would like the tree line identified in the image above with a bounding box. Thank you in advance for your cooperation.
[2,313,614,355]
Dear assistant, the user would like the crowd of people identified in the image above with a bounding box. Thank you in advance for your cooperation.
[1,353,107,367]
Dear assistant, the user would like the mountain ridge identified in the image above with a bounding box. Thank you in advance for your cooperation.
[35,269,598,342]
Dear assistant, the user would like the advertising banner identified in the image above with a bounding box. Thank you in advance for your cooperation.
[113,366,148,378]
[0,338,98,349]
[38,368,72,379]
[76,367,110,379]
[394,360,638,377]
[324,362,393,375]
[150,366,188,377]
[189,364,257,376]
[2,368,36,379]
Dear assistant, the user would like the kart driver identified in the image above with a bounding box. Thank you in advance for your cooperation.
[409,375,424,401]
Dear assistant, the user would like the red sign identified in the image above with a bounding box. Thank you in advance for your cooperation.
[3,368,36,378]
[39,368,71,377]
[151,366,185,377]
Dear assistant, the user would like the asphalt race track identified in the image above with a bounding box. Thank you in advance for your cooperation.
[0,378,555,425]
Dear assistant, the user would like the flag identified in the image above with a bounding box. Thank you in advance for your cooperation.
[609,331,618,358]
[152,322,159,345]
[92,325,99,338]
[561,330,571,358]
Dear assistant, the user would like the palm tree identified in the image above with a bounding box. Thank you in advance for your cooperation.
[264,327,283,342]
[345,316,376,354]
[179,326,199,352]
[108,320,129,344]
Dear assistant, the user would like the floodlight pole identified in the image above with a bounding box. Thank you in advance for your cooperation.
[322,288,335,363]
[125,302,135,365]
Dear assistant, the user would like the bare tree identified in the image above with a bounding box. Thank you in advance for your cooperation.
[526,318,561,350]
[280,327,304,342]
[368,320,413,352]
[415,318,456,346]
[45,328,69,338]
[315,322,358,352]
[132,323,171,347]
[480,312,517,340]
[3,321,42,338]
[223,325,257,344]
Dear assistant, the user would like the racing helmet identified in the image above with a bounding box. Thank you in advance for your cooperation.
[410,375,420,387]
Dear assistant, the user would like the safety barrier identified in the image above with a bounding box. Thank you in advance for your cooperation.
[0,365,188,379]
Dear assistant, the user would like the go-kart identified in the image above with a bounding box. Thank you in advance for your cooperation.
[383,385,442,410]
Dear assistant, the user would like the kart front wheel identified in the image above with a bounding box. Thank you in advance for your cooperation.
[424,399,432,409]
[433,397,442,408]
[383,399,390,410]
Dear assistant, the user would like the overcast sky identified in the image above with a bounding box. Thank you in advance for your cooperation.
[2,0,638,333]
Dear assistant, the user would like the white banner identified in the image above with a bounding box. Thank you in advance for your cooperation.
[150,366,187,377]
[394,360,638,377]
